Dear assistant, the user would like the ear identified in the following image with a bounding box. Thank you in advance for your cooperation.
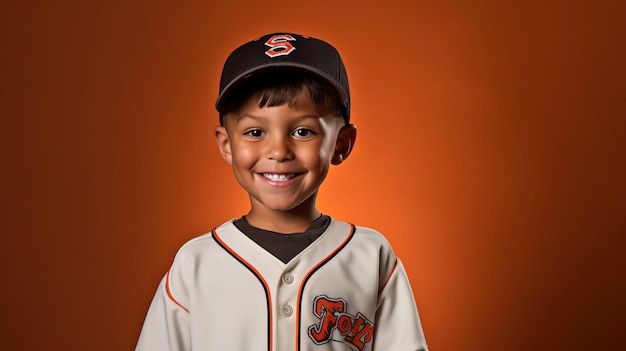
[331,124,357,165]
[214,126,233,166]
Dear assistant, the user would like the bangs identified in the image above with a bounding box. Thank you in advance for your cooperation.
[221,71,344,118]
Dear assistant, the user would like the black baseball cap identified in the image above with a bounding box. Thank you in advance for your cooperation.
[215,32,350,125]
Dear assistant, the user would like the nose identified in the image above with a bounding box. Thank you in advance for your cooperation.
[266,135,294,162]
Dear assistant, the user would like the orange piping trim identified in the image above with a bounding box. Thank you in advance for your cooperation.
[295,223,356,350]
[379,258,398,294]
[165,267,190,313]
[213,229,273,351]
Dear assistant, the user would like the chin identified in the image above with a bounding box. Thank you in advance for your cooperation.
[263,202,302,213]
[259,196,313,213]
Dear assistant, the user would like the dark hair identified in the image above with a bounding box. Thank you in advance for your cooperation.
[219,70,345,124]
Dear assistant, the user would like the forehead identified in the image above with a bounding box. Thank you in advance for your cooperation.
[223,92,338,125]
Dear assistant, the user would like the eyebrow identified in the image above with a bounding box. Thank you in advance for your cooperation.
[236,114,324,123]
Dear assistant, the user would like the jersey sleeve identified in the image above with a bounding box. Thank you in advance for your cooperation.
[373,258,428,351]
[135,271,191,350]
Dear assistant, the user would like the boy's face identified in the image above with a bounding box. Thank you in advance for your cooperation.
[215,93,355,216]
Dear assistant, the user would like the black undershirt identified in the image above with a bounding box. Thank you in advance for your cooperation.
[233,215,331,264]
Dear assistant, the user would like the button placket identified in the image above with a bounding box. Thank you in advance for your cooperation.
[280,304,293,317]
[277,271,296,319]
[281,273,294,285]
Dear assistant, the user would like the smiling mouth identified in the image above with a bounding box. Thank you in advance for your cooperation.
[262,173,297,181]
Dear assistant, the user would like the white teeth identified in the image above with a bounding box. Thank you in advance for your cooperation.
[263,173,295,181]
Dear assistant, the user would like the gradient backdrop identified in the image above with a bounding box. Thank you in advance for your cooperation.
[1,1,624,350]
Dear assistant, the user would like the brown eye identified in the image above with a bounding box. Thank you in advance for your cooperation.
[245,129,264,137]
[293,128,313,138]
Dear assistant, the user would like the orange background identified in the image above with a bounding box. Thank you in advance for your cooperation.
[1,1,624,350]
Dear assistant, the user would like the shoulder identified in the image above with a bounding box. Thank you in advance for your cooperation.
[329,218,400,283]
[354,224,392,244]
[171,219,236,262]
[330,218,397,258]
[331,218,394,248]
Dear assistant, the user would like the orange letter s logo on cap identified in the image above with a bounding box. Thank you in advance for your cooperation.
[265,34,296,58]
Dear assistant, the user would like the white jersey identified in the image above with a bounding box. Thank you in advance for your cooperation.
[136,218,428,351]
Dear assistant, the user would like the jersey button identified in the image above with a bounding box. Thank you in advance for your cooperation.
[281,273,294,285]
[281,305,293,317]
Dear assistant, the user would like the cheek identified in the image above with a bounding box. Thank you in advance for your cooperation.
[301,142,334,169]
[231,144,258,168]
[230,146,258,187]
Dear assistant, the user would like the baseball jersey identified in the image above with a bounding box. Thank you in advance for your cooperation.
[136,218,428,351]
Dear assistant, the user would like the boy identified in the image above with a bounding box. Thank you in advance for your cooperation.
[136,32,428,351]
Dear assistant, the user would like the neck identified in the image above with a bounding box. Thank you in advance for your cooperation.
[245,205,321,234]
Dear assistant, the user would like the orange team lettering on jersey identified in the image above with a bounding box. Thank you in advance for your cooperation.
[264,34,297,58]
[308,295,375,351]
